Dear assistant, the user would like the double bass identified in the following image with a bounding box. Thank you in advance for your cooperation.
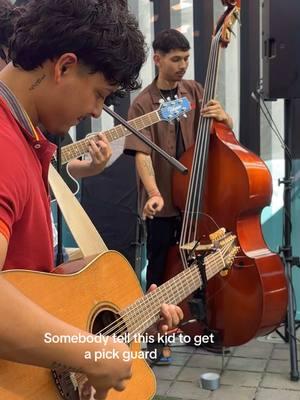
[165,0,288,347]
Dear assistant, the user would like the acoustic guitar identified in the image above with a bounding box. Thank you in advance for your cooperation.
[0,229,238,400]
[51,97,192,200]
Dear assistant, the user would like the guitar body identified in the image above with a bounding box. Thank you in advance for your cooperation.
[50,163,80,201]
[50,133,79,201]
[0,251,156,400]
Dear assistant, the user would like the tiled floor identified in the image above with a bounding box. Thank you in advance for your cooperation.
[151,332,300,400]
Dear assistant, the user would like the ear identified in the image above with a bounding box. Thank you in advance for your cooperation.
[53,53,78,83]
[153,53,161,68]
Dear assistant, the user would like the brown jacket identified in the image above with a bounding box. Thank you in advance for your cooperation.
[124,78,204,217]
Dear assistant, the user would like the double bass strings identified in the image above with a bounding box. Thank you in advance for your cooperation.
[180,29,222,270]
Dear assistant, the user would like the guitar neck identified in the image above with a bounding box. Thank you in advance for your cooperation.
[122,250,225,339]
[59,110,160,165]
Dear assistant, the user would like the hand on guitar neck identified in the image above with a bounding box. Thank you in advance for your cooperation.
[147,284,184,334]
[67,133,112,180]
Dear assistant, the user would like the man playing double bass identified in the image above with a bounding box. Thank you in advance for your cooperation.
[124,28,233,364]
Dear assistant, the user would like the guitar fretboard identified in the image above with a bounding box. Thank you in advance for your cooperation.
[119,249,227,339]
[53,110,160,165]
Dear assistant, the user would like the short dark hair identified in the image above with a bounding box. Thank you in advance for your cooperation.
[0,0,14,48]
[153,29,190,54]
[9,0,147,92]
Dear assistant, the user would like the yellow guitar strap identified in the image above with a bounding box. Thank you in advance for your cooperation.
[24,105,108,258]
[48,164,108,258]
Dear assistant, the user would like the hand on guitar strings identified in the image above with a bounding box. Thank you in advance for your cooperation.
[146,284,184,335]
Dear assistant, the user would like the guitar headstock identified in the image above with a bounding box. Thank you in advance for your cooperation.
[206,228,239,276]
[158,97,192,123]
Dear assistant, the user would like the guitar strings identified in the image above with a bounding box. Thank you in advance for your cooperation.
[98,245,230,339]
[94,242,233,339]
[59,242,235,388]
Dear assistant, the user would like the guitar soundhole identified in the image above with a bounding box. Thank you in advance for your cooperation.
[91,308,124,336]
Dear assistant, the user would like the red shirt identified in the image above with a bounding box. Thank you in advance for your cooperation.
[0,97,56,271]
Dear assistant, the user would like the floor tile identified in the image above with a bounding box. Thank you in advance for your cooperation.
[177,366,219,382]
[226,356,267,372]
[220,370,262,387]
[261,373,300,391]
[210,386,256,400]
[266,359,290,373]
[187,354,224,370]
[166,381,211,400]
[256,388,300,400]
[153,365,182,380]
[232,342,272,359]
[153,337,300,400]
[171,352,192,366]
[156,380,173,396]
[271,347,290,360]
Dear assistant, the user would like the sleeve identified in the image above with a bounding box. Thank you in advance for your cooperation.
[0,219,10,242]
[123,99,153,156]
[0,134,28,235]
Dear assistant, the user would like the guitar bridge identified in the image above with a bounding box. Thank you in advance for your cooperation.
[51,369,80,399]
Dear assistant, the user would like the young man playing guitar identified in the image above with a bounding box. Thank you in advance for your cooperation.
[0,2,183,399]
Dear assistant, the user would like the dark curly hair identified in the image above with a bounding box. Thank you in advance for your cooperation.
[153,29,190,54]
[9,0,147,93]
[0,0,15,48]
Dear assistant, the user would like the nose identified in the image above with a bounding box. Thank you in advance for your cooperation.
[91,99,104,119]
[179,59,188,69]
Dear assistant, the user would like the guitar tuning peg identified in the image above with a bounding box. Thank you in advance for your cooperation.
[174,94,178,99]
[183,114,188,118]
[167,97,171,101]
[159,99,165,104]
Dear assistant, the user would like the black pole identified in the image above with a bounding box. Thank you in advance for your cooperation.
[279,99,299,381]
[103,104,188,175]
